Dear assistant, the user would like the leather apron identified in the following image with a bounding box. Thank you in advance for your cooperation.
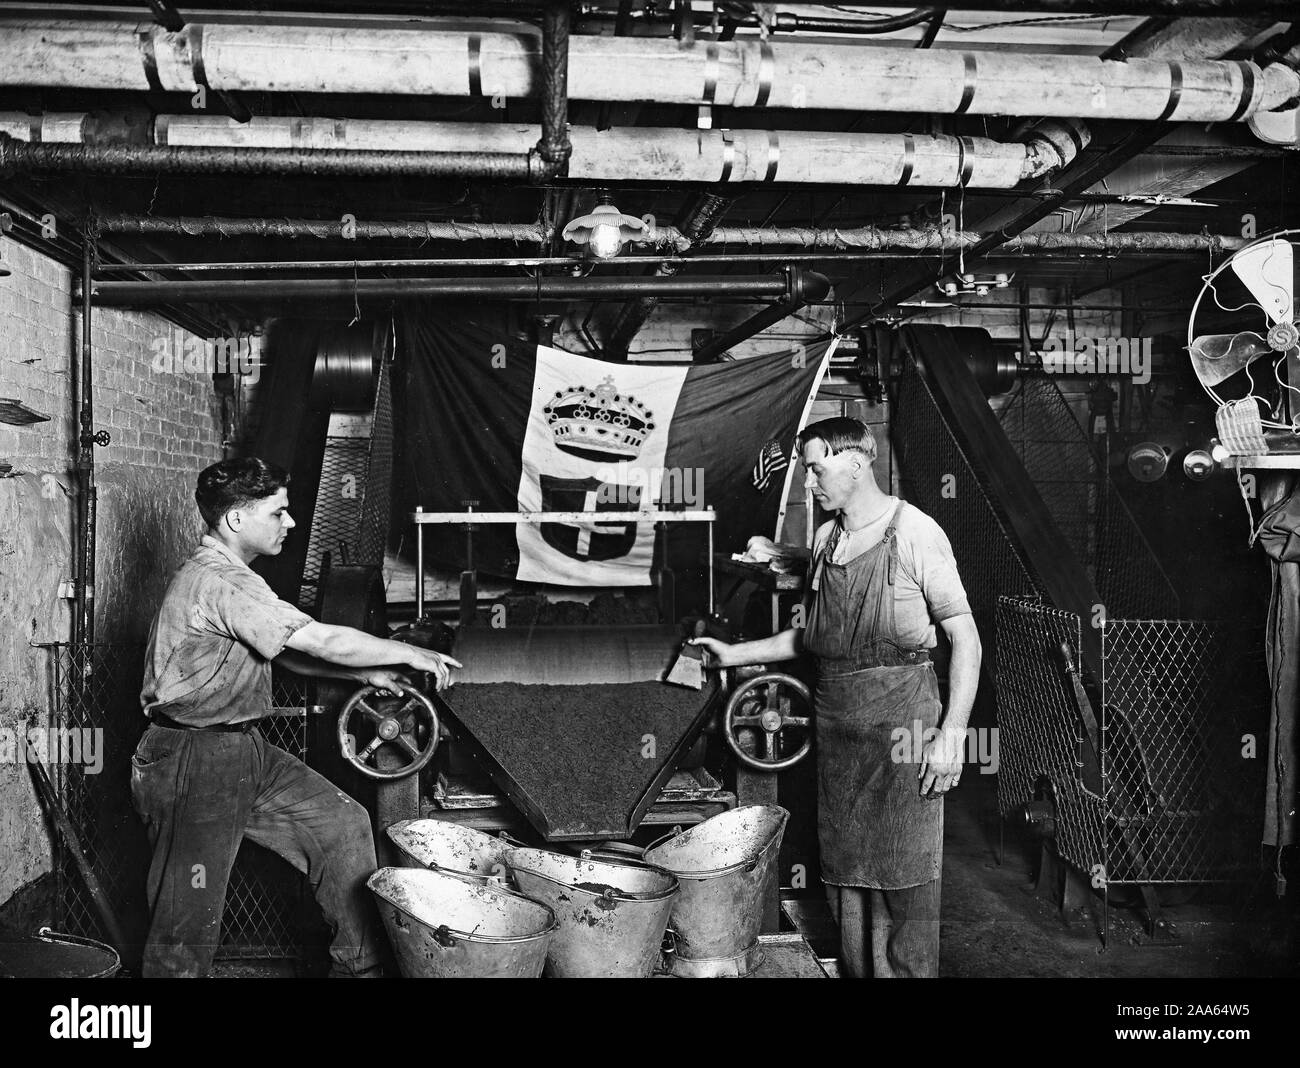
[803,502,943,889]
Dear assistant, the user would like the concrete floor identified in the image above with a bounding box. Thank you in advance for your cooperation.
[785,773,1298,978]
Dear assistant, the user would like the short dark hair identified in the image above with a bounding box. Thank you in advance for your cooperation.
[195,457,289,528]
[796,417,878,464]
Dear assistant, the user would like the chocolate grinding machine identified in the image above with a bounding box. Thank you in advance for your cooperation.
[325,507,815,933]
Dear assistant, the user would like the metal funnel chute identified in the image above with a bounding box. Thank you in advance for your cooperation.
[436,626,719,841]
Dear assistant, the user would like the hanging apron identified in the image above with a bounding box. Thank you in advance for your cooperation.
[803,502,944,889]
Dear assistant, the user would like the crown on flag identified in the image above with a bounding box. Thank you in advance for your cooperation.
[544,375,654,461]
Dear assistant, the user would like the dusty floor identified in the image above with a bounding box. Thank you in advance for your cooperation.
[786,773,1298,978]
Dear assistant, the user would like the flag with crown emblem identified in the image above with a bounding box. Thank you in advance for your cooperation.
[397,315,835,586]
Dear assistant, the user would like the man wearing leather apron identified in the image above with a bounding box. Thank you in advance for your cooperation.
[694,417,981,977]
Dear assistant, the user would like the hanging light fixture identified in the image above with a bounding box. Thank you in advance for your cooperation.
[561,195,648,260]
[936,272,1012,298]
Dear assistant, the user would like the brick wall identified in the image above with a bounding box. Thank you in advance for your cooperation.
[0,239,223,907]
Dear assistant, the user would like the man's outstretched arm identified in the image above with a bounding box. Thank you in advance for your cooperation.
[286,621,461,690]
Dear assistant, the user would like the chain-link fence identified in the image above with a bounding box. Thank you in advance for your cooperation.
[45,642,321,965]
[996,597,1266,886]
[999,375,1178,620]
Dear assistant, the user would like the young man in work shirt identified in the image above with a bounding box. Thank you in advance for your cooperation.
[694,417,981,977]
[131,457,461,977]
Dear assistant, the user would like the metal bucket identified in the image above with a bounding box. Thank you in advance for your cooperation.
[643,804,789,977]
[386,819,516,885]
[505,847,678,978]
[367,867,557,978]
[0,928,120,978]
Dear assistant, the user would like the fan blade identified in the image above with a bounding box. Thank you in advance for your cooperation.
[1188,332,1272,387]
[1229,239,1294,324]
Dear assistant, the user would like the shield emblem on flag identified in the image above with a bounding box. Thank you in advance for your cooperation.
[539,475,641,562]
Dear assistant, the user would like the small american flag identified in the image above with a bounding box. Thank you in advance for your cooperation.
[751,439,788,492]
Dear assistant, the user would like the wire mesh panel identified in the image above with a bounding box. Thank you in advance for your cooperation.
[1101,619,1264,883]
[300,355,393,611]
[211,668,317,960]
[48,642,151,946]
[999,376,1178,620]
[301,438,370,609]
[996,602,1266,887]
[894,365,1040,644]
[357,354,394,566]
[47,643,316,963]
[995,598,1108,877]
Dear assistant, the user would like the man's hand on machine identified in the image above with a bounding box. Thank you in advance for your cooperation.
[688,636,733,668]
[358,668,416,695]
[401,648,461,692]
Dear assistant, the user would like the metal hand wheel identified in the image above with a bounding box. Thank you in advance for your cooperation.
[723,672,813,771]
[337,681,440,781]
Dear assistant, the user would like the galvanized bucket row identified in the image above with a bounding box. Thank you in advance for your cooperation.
[368,805,789,978]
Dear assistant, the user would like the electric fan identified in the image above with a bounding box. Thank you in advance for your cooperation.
[1187,230,1300,459]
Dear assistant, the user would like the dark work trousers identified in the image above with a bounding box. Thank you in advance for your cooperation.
[129,724,381,977]
[824,879,942,978]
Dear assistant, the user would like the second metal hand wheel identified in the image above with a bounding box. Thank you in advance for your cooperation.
[723,672,813,771]
[337,680,440,781]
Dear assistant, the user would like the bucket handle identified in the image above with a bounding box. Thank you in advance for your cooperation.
[423,860,501,888]
[37,927,115,953]
[578,843,643,861]
[654,928,678,976]
[642,825,684,855]
[431,923,458,949]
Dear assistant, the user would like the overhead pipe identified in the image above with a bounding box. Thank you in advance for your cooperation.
[90,213,548,241]
[585,0,1292,24]
[1,18,1294,123]
[765,8,946,35]
[692,267,832,363]
[87,212,1248,256]
[686,226,1248,255]
[606,191,735,359]
[0,112,1088,189]
[87,270,829,307]
[533,1,571,174]
[0,139,539,179]
[0,5,572,183]
[758,0,1298,13]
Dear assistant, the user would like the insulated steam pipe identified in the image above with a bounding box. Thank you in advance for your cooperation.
[0,18,1293,122]
[0,114,1086,189]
